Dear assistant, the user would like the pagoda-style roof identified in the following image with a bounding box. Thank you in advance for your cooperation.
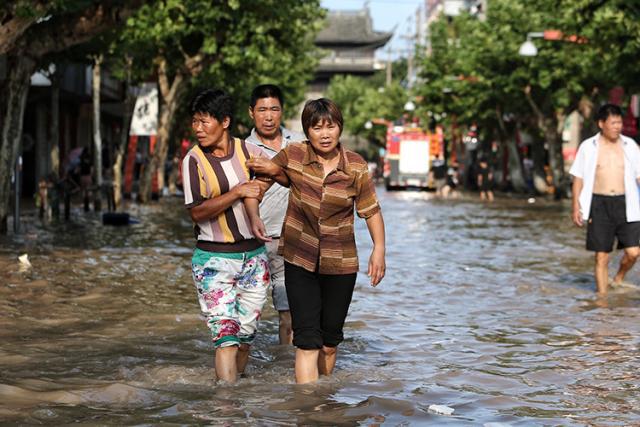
[316,9,393,48]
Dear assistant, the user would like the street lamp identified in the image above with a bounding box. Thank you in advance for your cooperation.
[404,100,416,111]
[518,30,587,57]
[518,32,543,56]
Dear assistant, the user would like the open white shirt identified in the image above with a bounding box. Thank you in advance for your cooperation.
[569,133,640,221]
[245,127,306,237]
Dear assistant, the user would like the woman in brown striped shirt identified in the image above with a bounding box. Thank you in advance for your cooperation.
[245,98,386,384]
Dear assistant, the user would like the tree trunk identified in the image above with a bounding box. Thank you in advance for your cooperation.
[0,54,35,233]
[138,60,185,203]
[544,113,566,199]
[578,95,597,142]
[167,154,179,196]
[35,101,48,185]
[50,66,61,177]
[92,54,103,211]
[113,59,135,211]
[496,107,526,192]
[139,95,181,202]
[524,87,567,198]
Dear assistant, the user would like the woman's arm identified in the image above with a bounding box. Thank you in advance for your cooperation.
[190,181,261,223]
[246,157,290,187]
[365,211,386,287]
[244,195,271,242]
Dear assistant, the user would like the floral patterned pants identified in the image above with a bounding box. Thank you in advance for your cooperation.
[191,246,270,348]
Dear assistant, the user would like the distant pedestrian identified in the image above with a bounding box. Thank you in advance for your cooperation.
[36,177,49,219]
[443,162,460,199]
[570,103,640,295]
[431,154,447,197]
[102,168,115,212]
[245,84,305,346]
[79,149,93,211]
[182,88,269,383]
[523,154,535,194]
[245,98,386,384]
[477,158,494,201]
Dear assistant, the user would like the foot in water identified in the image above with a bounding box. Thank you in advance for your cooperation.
[609,278,640,290]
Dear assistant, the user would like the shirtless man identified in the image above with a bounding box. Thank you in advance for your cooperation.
[570,104,640,294]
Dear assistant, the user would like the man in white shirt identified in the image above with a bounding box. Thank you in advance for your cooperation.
[570,104,640,294]
[245,84,305,344]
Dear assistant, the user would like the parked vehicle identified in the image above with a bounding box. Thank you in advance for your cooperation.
[383,125,441,190]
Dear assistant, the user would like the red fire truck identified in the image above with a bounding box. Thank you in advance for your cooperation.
[383,124,443,190]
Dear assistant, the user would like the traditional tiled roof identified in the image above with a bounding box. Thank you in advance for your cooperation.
[316,9,392,48]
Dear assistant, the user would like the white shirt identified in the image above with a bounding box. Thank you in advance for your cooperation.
[245,127,306,237]
[569,133,640,221]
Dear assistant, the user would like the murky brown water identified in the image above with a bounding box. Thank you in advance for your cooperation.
[2,190,640,425]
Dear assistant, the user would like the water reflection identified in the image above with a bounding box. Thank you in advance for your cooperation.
[1,192,640,425]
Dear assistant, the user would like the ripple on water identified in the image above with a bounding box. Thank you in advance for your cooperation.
[1,194,640,424]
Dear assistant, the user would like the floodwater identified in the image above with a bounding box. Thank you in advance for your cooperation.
[1,190,640,426]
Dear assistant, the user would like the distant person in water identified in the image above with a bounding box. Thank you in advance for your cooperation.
[477,158,494,201]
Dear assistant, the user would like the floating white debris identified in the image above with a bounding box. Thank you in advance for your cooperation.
[527,197,535,204]
[428,404,454,415]
[484,423,511,427]
[18,254,31,267]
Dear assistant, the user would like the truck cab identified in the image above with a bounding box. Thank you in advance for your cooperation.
[383,125,442,191]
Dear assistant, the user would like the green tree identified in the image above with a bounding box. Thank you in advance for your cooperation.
[415,0,640,196]
[119,0,325,202]
[0,0,144,232]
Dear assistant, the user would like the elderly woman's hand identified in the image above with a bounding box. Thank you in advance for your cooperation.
[246,157,280,177]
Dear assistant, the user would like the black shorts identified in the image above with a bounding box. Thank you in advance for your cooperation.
[480,180,493,192]
[586,194,640,252]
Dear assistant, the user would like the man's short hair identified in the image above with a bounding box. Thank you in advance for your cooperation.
[301,98,344,138]
[250,84,284,109]
[190,89,234,125]
[596,103,623,122]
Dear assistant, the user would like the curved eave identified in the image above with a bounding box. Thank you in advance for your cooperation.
[316,32,392,49]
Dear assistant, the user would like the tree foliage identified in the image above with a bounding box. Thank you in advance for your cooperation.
[414,0,640,193]
[0,0,144,231]
[326,72,408,149]
[119,0,324,130]
[115,0,325,201]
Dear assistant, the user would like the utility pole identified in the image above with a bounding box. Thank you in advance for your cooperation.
[386,45,392,86]
[400,4,423,89]
[401,14,415,88]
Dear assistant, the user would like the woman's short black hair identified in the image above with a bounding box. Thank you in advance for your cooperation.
[301,98,343,138]
[190,89,234,125]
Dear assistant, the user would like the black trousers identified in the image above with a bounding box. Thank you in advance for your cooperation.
[284,262,357,350]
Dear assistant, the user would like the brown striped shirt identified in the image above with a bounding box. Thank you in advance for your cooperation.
[272,141,381,274]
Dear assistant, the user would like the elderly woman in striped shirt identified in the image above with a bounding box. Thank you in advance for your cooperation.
[245,98,386,384]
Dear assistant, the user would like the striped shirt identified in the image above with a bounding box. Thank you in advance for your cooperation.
[182,137,266,252]
[272,141,381,274]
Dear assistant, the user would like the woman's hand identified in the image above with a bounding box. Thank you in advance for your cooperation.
[246,157,280,177]
[234,180,263,199]
[250,216,271,242]
[367,246,385,287]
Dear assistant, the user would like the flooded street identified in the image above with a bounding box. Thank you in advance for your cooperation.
[2,189,640,425]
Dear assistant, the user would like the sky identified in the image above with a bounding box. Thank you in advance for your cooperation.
[320,0,425,60]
